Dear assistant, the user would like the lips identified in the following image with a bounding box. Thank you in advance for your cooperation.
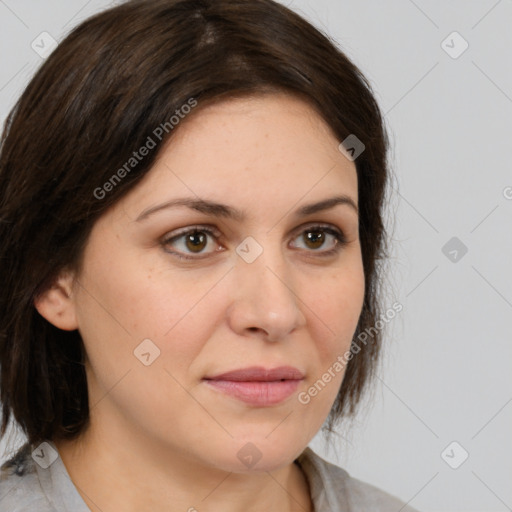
[204,366,304,382]
[203,366,304,406]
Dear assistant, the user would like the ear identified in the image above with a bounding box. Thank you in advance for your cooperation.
[33,268,79,331]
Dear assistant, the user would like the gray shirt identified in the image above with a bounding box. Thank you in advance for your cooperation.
[0,441,419,511]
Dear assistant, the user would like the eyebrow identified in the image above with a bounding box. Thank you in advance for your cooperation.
[135,194,358,223]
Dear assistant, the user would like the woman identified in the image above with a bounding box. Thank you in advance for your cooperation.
[0,0,418,510]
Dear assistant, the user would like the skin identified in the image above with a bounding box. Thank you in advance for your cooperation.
[35,92,364,512]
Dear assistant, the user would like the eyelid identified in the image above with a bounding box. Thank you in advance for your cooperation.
[291,221,343,236]
[164,223,223,240]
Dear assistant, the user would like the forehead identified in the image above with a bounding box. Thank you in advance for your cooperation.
[115,93,359,223]
[172,92,344,156]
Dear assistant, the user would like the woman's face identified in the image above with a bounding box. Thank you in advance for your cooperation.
[64,93,364,471]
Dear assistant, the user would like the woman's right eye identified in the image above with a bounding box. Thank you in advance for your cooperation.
[161,226,222,260]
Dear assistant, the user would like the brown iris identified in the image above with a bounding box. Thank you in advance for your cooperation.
[185,231,208,253]
[303,230,325,250]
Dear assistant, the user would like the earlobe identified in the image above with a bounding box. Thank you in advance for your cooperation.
[33,270,79,331]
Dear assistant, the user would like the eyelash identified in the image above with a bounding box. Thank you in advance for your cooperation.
[161,224,347,261]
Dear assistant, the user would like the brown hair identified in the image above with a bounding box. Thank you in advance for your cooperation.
[0,0,390,447]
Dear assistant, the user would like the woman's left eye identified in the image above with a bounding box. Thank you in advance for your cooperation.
[161,224,347,260]
[290,225,346,255]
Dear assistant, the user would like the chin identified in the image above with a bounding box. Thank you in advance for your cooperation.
[209,431,306,473]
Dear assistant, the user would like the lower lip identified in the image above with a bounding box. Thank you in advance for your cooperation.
[204,379,302,406]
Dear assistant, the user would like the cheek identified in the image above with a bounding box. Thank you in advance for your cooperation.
[74,251,226,380]
[298,262,364,410]
[74,259,220,437]
[308,262,365,353]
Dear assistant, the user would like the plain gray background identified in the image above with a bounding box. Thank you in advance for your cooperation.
[0,1,511,511]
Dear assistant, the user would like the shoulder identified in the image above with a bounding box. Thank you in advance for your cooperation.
[0,442,56,512]
[297,447,420,512]
[341,471,419,511]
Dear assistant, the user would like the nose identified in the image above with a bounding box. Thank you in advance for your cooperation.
[226,245,307,342]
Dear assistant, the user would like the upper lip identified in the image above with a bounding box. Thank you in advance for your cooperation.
[204,366,304,382]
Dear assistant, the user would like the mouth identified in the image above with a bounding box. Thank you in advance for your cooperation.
[203,366,304,406]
